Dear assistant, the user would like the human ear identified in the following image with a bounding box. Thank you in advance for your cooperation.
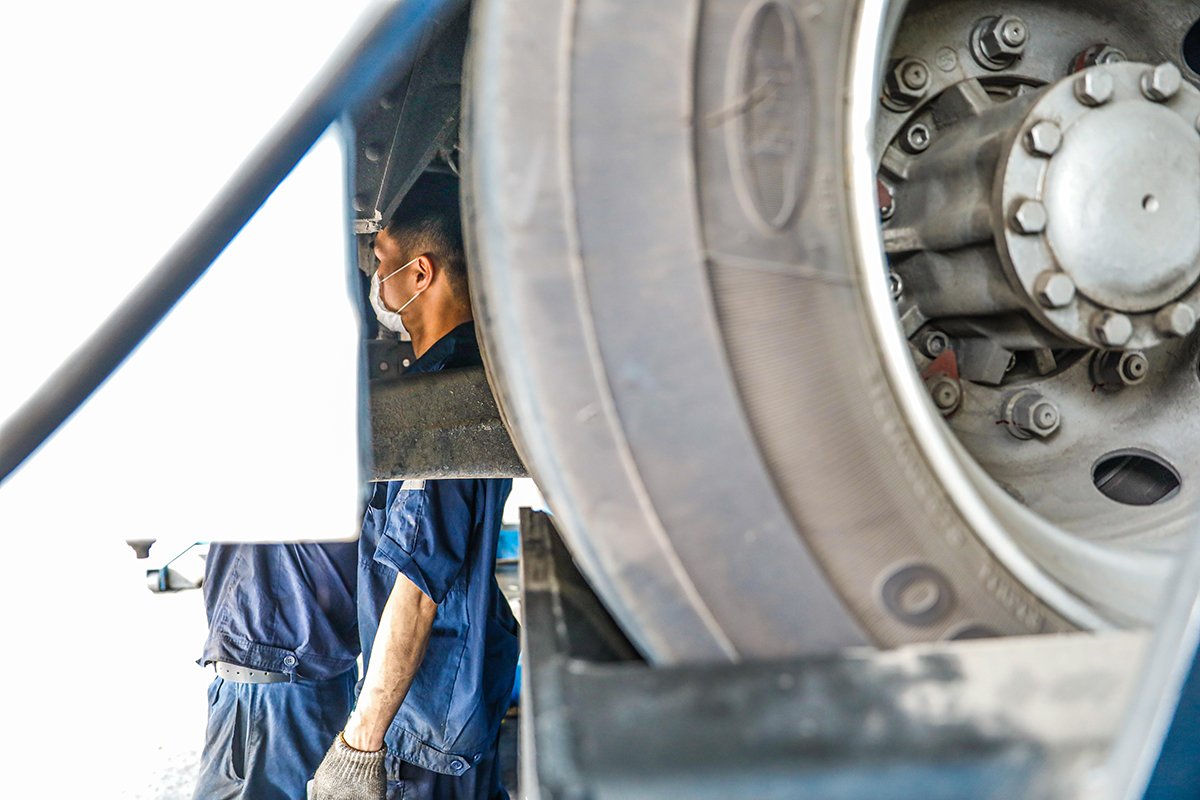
[414,255,435,289]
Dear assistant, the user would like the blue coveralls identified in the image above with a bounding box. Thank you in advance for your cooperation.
[193,543,360,800]
[359,321,519,800]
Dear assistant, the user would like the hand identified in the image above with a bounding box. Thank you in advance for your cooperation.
[342,715,385,753]
[310,733,387,800]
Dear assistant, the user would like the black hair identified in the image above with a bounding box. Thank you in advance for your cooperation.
[383,172,468,300]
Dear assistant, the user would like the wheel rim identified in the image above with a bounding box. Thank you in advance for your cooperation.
[855,0,1200,628]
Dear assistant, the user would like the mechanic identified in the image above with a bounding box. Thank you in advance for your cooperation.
[311,172,519,800]
[192,541,360,800]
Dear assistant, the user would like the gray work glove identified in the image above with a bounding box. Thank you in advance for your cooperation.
[310,733,387,800]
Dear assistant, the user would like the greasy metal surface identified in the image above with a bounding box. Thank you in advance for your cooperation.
[520,510,1149,800]
[369,366,526,480]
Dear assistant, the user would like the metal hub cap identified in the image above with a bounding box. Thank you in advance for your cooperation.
[1046,105,1200,311]
[998,62,1200,348]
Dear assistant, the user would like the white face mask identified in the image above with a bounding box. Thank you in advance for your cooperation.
[369,255,423,335]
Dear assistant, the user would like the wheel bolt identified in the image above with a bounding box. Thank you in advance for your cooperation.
[1120,352,1149,384]
[1092,350,1149,390]
[1071,44,1127,71]
[1000,18,1027,48]
[1091,311,1134,347]
[1025,121,1062,157]
[1155,303,1197,337]
[888,272,904,300]
[1011,199,1047,234]
[1141,62,1182,102]
[1005,390,1060,439]
[1033,271,1076,308]
[974,15,1028,69]
[1074,70,1115,106]
[926,375,962,414]
[884,57,932,110]
[902,61,929,90]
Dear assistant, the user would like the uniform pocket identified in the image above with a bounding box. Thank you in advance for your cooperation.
[384,487,428,556]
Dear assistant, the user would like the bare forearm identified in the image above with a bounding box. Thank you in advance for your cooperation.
[344,573,438,751]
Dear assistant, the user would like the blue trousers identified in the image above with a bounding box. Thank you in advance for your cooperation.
[193,669,356,800]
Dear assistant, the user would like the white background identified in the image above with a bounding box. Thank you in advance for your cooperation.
[0,2,381,795]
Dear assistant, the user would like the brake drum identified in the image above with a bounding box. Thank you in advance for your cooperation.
[464,0,1200,662]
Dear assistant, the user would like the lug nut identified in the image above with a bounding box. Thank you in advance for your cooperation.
[1000,18,1027,47]
[1155,303,1197,337]
[902,60,930,90]
[901,122,932,153]
[1091,311,1134,347]
[1141,62,1182,102]
[1024,121,1062,157]
[1120,352,1149,384]
[974,15,1028,69]
[926,375,962,414]
[917,330,950,358]
[1011,199,1048,234]
[1033,271,1076,308]
[888,272,904,300]
[1074,70,1115,106]
[1005,390,1061,439]
[884,57,932,110]
[1092,350,1149,390]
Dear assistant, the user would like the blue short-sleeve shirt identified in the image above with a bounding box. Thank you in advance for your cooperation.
[358,322,519,777]
[199,543,360,680]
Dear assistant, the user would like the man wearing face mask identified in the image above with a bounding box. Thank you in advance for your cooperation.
[311,172,518,800]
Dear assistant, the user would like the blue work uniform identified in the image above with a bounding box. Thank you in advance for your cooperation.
[359,322,519,800]
[194,543,360,800]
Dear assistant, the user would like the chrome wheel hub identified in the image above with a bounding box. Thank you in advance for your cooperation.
[1001,63,1200,346]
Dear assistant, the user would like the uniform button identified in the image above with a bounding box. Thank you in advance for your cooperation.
[473,753,481,763]
[283,655,297,667]
[450,760,464,771]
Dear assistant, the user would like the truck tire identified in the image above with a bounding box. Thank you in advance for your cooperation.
[464,0,1200,662]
